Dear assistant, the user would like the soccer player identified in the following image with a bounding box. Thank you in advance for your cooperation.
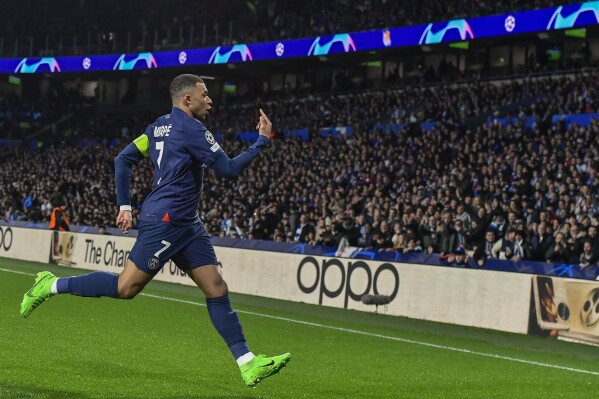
[20,74,290,387]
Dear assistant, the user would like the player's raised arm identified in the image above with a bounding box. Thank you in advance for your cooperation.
[202,109,272,179]
[114,134,149,233]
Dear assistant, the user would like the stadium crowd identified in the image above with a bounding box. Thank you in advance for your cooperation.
[2,0,575,56]
[201,119,599,268]
[3,67,597,142]
[2,71,599,268]
[210,71,599,136]
[3,65,595,142]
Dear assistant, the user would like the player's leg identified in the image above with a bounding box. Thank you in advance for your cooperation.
[185,264,250,359]
[184,263,228,297]
[51,259,151,298]
[19,269,120,318]
[20,221,172,317]
[184,264,290,386]
[173,224,251,362]
[177,223,290,386]
[117,259,154,299]
[19,260,154,317]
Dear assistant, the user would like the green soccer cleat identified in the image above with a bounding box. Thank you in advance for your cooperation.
[240,353,291,387]
[20,271,57,318]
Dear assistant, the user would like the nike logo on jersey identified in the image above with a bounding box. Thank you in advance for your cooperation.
[154,124,172,137]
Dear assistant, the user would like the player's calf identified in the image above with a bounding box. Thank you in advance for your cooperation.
[117,281,145,299]
[117,259,153,299]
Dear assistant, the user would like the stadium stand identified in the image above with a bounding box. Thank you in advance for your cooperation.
[1,0,598,269]
[0,0,576,56]
[207,71,599,135]
[1,70,598,266]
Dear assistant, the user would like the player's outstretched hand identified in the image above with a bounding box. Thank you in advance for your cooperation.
[255,108,273,139]
[116,210,132,234]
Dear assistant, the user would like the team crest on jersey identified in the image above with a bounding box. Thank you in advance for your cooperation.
[148,257,160,270]
[205,131,215,145]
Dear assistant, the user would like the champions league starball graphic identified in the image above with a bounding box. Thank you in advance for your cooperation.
[14,57,61,73]
[208,45,253,64]
[547,1,599,29]
[419,19,475,44]
[178,51,187,65]
[307,34,356,56]
[275,43,285,57]
[4,3,599,74]
[504,15,516,32]
[113,52,157,70]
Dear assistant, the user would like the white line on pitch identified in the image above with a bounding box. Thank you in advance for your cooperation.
[0,267,38,276]
[2,266,598,376]
[139,293,599,376]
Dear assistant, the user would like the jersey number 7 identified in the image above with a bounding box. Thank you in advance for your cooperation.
[156,142,164,168]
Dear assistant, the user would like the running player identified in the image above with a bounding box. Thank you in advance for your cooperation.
[20,74,290,387]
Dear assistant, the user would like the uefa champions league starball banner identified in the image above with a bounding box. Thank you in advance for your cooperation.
[1,2,599,73]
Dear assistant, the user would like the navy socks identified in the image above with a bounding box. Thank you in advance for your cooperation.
[206,295,251,359]
[56,272,119,298]
[54,277,249,359]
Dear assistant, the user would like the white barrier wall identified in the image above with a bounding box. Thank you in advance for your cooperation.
[0,226,52,264]
[50,231,194,285]
[4,229,532,334]
[216,249,531,334]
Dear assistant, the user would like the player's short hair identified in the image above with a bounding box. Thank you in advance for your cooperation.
[169,74,204,101]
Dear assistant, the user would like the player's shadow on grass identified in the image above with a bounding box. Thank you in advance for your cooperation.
[0,382,92,399]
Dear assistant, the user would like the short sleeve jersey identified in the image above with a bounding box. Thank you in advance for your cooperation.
[133,107,225,225]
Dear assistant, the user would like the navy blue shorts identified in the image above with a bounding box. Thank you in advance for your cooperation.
[129,221,217,275]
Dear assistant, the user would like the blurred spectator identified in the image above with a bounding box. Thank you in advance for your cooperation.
[49,199,69,231]
[496,229,517,260]
[512,230,533,261]
[474,230,498,267]
[294,214,315,243]
[4,207,17,222]
[447,247,469,268]
[579,240,598,269]
[531,223,554,262]
[545,232,571,263]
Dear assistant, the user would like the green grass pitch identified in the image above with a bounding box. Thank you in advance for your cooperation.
[1,257,599,398]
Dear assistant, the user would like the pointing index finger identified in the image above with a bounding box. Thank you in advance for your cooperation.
[259,108,271,124]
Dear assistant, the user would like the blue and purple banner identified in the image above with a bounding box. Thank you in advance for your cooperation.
[2,2,599,74]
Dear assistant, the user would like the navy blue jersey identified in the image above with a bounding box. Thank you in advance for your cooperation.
[140,107,223,224]
[115,106,269,226]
